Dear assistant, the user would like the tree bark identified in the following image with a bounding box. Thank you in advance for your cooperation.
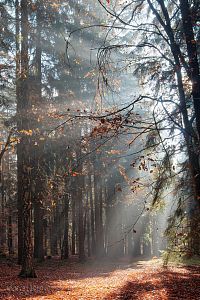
[31,0,45,262]
[180,0,200,140]
[71,189,76,255]
[94,173,104,257]
[7,206,14,256]
[61,194,69,259]
[78,175,85,262]
[89,174,96,255]
[15,0,24,265]
[18,0,36,278]
[76,150,85,262]
[0,154,6,256]
[149,0,200,256]
[86,191,91,257]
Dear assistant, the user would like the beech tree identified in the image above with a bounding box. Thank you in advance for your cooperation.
[96,0,200,255]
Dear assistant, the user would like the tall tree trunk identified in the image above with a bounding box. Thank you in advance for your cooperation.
[148,0,200,256]
[33,140,45,261]
[89,174,95,255]
[71,189,76,255]
[105,184,112,257]
[32,0,44,262]
[7,205,14,256]
[16,0,23,265]
[180,0,200,140]
[180,0,200,255]
[50,205,59,256]
[76,150,85,262]
[0,154,6,255]
[43,218,48,256]
[94,174,104,257]
[78,175,85,262]
[61,193,69,259]
[86,191,91,257]
[98,182,104,256]
[18,0,36,278]
[94,173,101,257]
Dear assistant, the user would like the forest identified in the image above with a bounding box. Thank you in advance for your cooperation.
[0,0,200,299]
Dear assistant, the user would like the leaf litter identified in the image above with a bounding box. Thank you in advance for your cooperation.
[0,258,200,299]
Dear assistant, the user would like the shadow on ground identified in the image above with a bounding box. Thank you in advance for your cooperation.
[105,265,200,300]
[1,256,200,300]
[0,256,145,299]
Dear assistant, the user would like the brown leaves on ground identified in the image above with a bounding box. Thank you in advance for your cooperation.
[0,257,200,300]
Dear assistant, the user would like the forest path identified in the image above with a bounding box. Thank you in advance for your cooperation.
[0,257,200,299]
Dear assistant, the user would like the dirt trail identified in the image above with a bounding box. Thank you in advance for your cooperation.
[0,258,200,299]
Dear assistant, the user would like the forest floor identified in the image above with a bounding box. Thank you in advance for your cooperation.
[0,256,200,300]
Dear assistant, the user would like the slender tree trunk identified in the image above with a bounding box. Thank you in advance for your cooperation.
[105,184,112,257]
[0,155,6,255]
[43,218,48,256]
[78,175,85,262]
[76,150,85,262]
[15,0,24,265]
[86,192,91,257]
[71,191,76,255]
[33,141,45,261]
[50,206,59,256]
[89,174,95,255]
[61,194,69,259]
[7,207,14,256]
[94,173,101,257]
[149,0,200,255]
[32,0,45,262]
[98,182,104,256]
